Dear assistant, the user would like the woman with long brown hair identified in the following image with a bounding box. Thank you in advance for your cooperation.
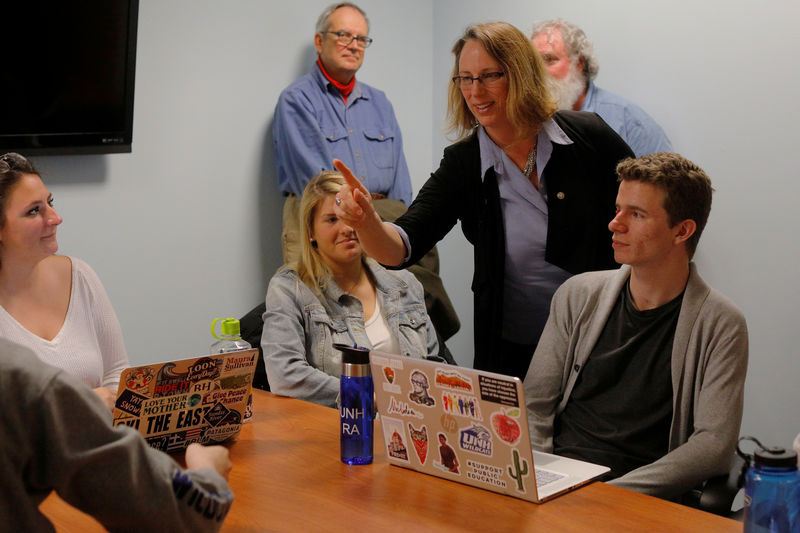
[0,153,128,409]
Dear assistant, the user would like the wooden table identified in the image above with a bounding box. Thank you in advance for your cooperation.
[41,390,740,532]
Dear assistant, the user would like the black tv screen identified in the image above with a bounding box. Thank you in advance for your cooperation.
[0,1,139,155]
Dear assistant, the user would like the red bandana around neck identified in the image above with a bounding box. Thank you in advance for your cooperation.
[317,57,355,103]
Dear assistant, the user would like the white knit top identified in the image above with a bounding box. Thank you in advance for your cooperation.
[0,257,129,389]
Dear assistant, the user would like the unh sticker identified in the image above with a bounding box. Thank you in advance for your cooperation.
[459,424,492,456]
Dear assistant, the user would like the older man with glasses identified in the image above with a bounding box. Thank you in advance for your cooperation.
[270,2,460,351]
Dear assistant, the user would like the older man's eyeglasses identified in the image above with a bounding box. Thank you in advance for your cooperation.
[452,72,505,89]
[322,30,373,48]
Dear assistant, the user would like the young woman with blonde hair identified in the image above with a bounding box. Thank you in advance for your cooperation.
[262,171,438,407]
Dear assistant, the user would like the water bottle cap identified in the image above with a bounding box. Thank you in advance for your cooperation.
[333,343,370,365]
[754,447,798,468]
[211,317,241,339]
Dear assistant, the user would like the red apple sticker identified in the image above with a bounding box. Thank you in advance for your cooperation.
[491,410,521,445]
[383,367,395,383]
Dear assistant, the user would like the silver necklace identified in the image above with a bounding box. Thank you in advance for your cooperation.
[522,145,537,178]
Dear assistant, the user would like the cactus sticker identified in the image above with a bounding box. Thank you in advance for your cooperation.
[507,448,529,493]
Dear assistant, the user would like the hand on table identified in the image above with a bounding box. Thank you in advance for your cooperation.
[186,443,233,480]
[92,387,116,412]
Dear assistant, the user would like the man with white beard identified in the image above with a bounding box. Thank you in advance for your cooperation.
[531,19,671,157]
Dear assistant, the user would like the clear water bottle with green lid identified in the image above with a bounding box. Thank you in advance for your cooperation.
[211,317,254,421]
[211,317,251,353]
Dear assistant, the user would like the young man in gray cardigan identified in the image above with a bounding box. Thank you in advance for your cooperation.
[524,152,748,500]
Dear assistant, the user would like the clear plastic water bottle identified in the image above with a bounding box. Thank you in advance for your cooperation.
[739,436,800,532]
[211,317,252,353]
[211,317,253,421]
[334,343,373,465]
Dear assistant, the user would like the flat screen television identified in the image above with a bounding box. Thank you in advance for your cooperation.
[0,1,139,155]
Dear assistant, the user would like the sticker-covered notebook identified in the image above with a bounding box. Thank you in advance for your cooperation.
[112,349,258,453]
[370,352,609,503]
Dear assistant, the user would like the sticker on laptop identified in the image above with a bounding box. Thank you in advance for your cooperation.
[113,413,141,430]
[507,448,530,493]
[433,432,461,475]
[434,368,473,393]
[459,423,493,457]
[465,459,508,489]
[408,370,436,407]
[387,397,424,419]
[490,408,522,446]
[442,392,482,421]
[381,416,410,463]
[440,413,458,435]
[115,389,148,417]
[478,375,520,408]
[371,354,403,370]
[203,388,248,406]
[123,367,155,391]
[375,358,402,393]
[408,423,429,465]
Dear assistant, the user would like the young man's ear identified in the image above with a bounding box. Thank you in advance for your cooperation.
[674,219,697,244]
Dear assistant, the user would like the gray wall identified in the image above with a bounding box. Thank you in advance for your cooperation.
[31,0,799,449]
[35,0,433,357]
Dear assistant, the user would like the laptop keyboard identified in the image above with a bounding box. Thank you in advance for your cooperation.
[535,468,566,487]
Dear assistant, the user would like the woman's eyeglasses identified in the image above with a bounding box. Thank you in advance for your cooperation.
[451,72,505,89]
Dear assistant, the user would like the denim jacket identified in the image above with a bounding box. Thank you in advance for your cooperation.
[262,261,438,407]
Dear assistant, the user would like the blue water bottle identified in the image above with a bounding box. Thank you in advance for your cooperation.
[738,436,800,532]
[335,344,373,465]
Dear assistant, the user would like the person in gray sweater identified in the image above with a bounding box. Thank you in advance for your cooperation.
[524,152,748,499]
[0,338,234,532]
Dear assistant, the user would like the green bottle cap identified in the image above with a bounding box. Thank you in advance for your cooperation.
[211,317,241,340]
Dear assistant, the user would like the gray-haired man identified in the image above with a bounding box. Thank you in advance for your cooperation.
[531,19,672,157]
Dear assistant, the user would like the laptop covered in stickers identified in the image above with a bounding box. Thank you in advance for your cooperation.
[111,349,259,453]
[369,352,610,503]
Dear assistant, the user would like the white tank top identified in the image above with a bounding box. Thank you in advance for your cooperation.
[364,294,400,354]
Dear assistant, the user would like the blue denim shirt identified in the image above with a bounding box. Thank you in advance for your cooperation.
[273,63,413,204]
[582,81,672,157]
[262,261,438,407]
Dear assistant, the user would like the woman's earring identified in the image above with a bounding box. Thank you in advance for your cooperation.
[310,239,318,249]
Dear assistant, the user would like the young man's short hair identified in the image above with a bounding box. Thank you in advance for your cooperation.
[616,152,713,258]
